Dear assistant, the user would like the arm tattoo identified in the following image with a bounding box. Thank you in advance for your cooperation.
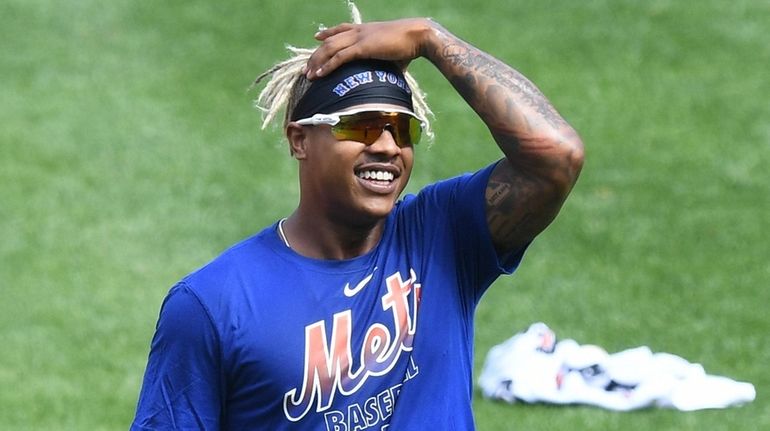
[427,28,583,252]
[485,161,552,252]
[440,43,568,131]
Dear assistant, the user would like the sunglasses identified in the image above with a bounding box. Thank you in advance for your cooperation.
[294,107,424,147]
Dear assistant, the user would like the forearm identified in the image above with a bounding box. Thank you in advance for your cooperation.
[420,20,582,183]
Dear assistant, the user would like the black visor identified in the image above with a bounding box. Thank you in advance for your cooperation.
[291,60,415,121]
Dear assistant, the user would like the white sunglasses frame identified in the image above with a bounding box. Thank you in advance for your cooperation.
[294,106,425,130]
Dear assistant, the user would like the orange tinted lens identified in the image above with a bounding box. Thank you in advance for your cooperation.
[331,112,421,147]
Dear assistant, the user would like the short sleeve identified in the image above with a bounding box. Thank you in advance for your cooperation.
[405,162,528,302]
[131,283,223,430]
[450,162,528,278]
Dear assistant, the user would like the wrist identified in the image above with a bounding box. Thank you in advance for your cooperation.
[418,18,452,63]
[405,18,437,59]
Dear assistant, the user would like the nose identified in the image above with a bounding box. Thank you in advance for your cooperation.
[365,128,402,157]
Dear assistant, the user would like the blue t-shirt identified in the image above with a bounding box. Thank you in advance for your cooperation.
[132,163,526,430]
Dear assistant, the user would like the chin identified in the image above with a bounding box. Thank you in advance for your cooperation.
[350,198,398,225]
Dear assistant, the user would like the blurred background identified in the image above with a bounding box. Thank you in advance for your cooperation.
[1,0,768,429]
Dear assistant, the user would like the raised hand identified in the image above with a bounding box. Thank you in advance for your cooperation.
[305,18,433,79]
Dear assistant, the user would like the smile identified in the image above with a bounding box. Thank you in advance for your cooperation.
[356,170,395,182]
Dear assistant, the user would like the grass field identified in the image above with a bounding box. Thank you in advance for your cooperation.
[1,0,768,429]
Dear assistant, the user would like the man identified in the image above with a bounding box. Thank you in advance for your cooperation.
[132,17,583,430]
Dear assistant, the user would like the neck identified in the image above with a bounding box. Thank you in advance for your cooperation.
[281,211,386,260]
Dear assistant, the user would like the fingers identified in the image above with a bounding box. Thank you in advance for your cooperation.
[315,47,361,78]
[314,23,354,41]
[306,24,360,79]
[303,19,428,80]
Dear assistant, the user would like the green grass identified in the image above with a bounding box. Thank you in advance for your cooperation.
[1,0,768,429]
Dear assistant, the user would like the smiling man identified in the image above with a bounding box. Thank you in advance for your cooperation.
[132,17,583,431]
[284,60,421,257]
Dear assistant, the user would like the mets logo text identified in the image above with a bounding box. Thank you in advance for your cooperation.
[283,269,421,422]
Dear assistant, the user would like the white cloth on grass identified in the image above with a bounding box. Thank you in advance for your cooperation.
[478,322,756,411]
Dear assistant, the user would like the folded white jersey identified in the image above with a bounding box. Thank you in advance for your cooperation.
[478,322,756,411]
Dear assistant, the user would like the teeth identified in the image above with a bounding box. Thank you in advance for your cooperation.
[357,170,394,181]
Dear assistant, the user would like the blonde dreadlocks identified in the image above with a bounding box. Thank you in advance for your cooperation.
[252,1,434,142]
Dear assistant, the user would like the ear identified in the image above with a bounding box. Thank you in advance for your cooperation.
[285,123,308,160]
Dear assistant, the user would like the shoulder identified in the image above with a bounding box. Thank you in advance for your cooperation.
[396,162,498,219]
[180,225,285,305]
[407,163,497,204]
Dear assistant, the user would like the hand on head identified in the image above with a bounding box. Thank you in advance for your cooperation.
[304,18,433,80]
